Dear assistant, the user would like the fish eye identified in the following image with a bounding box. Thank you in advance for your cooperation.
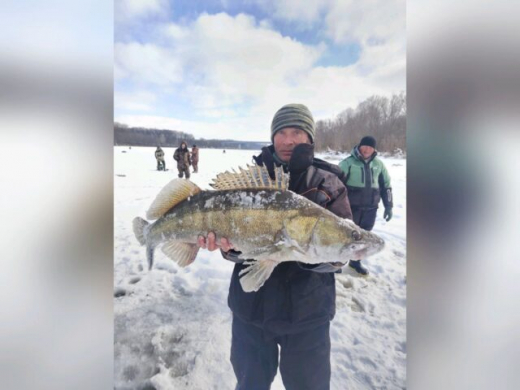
[351,231,361,241]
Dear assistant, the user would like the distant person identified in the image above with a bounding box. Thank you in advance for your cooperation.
[338,136,393,276]
[191,145,199,173]
[223,149,226,154]
[155,146,165,171]
[173,141,192,179]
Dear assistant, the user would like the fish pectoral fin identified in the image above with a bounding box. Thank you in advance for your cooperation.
[161,241,199,267]
[238,259,279,293]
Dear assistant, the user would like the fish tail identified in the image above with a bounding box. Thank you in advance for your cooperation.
[132,217,149,246]
[147,244,155,270]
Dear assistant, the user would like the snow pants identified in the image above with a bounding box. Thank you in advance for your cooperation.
[352,207,378,231]
[350,207,378,266]
[156,159,165,170]
[178,166,190,179]
[230,315,331,390]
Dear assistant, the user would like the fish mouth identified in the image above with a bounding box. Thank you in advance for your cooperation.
[342,242,368,259]
[350,248,368,260]
[343,234,385,259]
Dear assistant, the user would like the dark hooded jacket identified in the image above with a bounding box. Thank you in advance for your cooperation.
[173,143,191,170]
[222,144,353,336]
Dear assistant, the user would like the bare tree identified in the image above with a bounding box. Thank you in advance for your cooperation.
[315,92,406,155]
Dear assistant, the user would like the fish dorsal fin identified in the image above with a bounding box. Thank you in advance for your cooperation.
[146,179,201,220]
[209,164,289,191]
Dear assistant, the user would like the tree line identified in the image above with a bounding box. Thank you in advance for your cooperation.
[114,123,195,147]
[314,92,406,154]
[115,92,406,154]
[114,123,268,150]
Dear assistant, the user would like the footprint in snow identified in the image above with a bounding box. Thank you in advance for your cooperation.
[114,288,127,298]
[337,277,354,290]
[350,296,365,313]
[129,276,141,285]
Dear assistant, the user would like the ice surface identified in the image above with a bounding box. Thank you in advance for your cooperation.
[114,147,406,389]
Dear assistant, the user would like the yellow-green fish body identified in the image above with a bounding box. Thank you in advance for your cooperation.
[133,165,384,292]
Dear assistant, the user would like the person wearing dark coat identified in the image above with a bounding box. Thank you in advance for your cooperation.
[191,145,199,173]
[173,141,191,179]
[197,104,353,390]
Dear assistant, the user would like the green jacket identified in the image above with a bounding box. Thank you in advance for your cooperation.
[338,146,393,210]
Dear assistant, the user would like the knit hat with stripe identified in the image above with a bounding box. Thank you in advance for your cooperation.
[271,103,315,143]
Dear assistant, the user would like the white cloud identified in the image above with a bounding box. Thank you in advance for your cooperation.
[114,8,405,141]
[325,0,405,45]
[250,0,331,25]
[115,91,157,112]
[323,0,406,92]
[159,12,324,109]
[249,0,406,91]
[115,42,183,85]
[355,39,406,90]
[115,0,169,22]
[115,60,392,141]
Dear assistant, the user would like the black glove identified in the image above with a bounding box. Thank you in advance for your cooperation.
[288,143,314,174]
[384,208,393,222]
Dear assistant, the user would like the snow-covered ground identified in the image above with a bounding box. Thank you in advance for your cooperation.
[114,146,406,390]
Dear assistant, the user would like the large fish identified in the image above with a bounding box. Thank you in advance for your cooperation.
[133,165,384,292]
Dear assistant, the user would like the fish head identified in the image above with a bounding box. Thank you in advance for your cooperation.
[340,225,385,260]
[311,215,385,261]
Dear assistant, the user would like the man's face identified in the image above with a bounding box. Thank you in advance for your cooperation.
[359,145,375,159]
[273,127,311,162]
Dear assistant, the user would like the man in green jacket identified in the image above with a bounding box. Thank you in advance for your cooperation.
[338,136,393,276]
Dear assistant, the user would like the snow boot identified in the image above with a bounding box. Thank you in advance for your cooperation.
[348,260,369,276]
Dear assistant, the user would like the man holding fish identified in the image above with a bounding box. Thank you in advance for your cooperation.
[199,104,359,390]
[134,103,385,389]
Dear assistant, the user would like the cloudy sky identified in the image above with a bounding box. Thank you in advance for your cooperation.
[115,0,405,142]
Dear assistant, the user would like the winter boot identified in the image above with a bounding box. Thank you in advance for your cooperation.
[348,260,369,276]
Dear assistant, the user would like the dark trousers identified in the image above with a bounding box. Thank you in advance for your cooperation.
[231,316,331,390]
[178,167,190,179]
[192,161,198,172]
[156,160,165,170]
[352,207,377,232]
[350,207,377,265]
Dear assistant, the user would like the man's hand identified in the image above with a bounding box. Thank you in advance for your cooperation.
[197,232,235,252]
[383,208,393,222]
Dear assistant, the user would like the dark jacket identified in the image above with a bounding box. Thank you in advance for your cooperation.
[155,148,165,160]
[191,147,199,163]
[338,146,393,210]
[173,144,191,170]
[223,144,353,336]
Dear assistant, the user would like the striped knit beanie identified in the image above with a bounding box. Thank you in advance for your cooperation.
[271,103,315,143]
